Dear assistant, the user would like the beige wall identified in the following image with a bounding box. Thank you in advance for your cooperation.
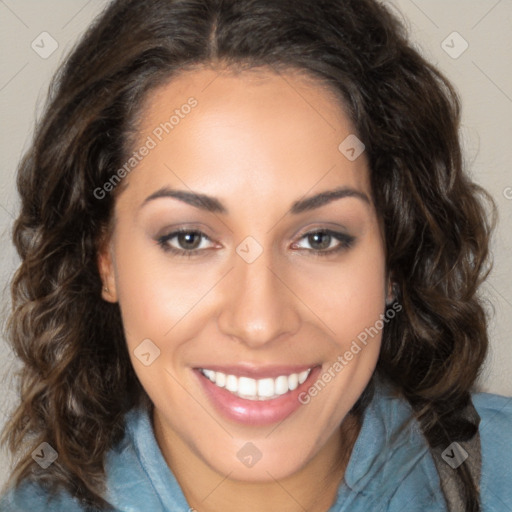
[0,0,511,490]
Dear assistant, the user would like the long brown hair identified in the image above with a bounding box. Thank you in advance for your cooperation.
[2,0,496,510]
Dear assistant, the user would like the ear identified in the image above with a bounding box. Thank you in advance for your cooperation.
[385,273,397,306]
[97,236,118,303]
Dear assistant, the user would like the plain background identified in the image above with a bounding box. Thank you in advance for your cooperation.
[0,0,511,491]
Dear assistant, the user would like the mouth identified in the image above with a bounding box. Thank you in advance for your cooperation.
[198,367,312,401]
[193,364,321,426]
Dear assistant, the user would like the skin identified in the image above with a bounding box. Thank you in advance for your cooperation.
[98,66,392,512]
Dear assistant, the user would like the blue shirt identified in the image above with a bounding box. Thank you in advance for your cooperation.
[2,381,511,511]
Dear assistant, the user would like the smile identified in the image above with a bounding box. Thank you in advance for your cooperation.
[199,368,312,401]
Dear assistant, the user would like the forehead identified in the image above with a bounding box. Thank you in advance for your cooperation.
[118,66,372,213]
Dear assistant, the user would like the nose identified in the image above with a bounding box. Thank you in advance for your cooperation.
[217,251,301,349]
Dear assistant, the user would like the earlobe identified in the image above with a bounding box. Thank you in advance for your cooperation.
[97,241,118,303]
[386,281,398,306]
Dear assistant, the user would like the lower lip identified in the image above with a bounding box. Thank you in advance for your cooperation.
[194,366,322,426]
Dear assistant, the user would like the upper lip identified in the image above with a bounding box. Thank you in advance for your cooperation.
[194,363,319,379]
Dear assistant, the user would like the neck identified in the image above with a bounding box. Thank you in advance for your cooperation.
[153,411,362,512]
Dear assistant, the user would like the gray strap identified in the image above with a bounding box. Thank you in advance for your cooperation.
[430,404,482,511]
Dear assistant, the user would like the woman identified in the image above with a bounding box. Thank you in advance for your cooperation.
[1,0,511,510]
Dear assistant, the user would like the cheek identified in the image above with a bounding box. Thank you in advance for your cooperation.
[293,239,387,347]
[336,264,386,340]
[112,230,211,344]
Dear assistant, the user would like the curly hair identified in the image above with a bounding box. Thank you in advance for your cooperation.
[1,0,496,510]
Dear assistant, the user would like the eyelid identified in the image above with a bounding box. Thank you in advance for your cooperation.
[291,229,355,255]
[156,228,217,257]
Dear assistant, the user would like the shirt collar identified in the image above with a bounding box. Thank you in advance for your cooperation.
[123,405,191,511]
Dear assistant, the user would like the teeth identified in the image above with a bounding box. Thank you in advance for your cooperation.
[200,368,312,401]
[215,371,226,388]
[257,378,274,398]
[298,370,309,385]
[275,375,288,395]
[225,374,237,392]
[288,373,299,391]
[202,369,215,380]
[238,376,257,397]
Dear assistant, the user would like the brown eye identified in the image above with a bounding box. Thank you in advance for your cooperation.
[292,229,355,256]
[307,232,332,251]
[175,232,202,250]
[156,229,214,256]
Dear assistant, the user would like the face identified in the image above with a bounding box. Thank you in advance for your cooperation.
[98,66,390,483]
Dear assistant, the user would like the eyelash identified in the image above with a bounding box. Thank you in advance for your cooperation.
[156,228,355,258]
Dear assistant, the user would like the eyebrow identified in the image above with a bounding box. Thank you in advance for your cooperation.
[139,185,370,215]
